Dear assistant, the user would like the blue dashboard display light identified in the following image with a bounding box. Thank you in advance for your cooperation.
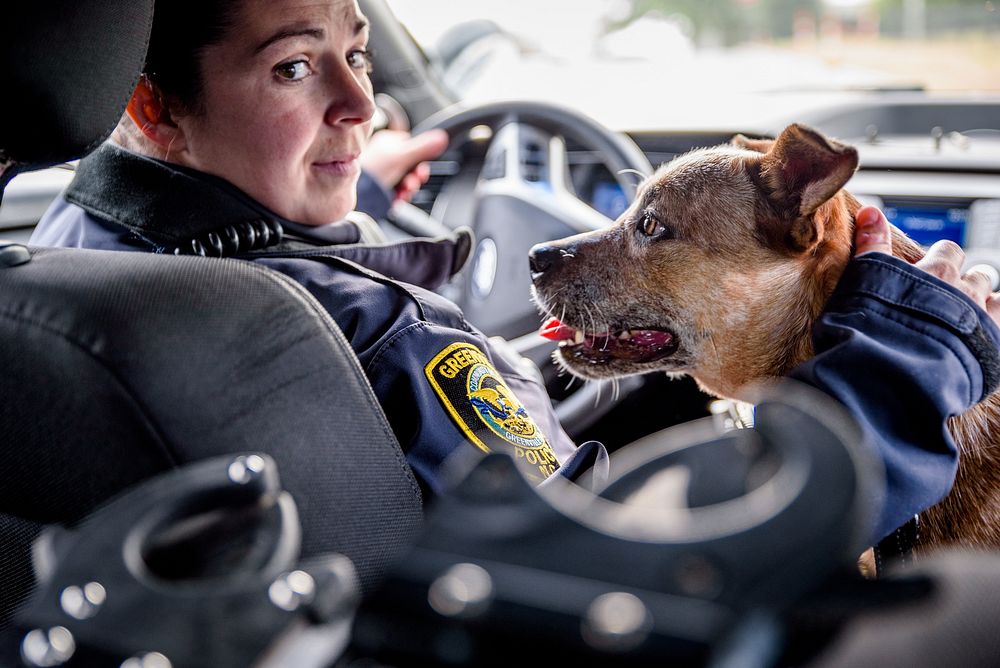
[884,205,968,247]
[592,182,630,220]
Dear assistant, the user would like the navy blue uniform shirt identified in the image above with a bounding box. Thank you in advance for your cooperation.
[31,143,1000,543]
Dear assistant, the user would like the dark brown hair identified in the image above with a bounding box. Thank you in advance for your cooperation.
[143,0,239,112]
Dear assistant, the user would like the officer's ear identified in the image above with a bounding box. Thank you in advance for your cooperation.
[125,76,189,154]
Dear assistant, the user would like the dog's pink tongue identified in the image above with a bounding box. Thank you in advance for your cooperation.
[631,329,672,347]
[540,317,576,342]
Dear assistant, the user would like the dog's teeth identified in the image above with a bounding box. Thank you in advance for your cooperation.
[618,331,633,340]
[574,331,585,344]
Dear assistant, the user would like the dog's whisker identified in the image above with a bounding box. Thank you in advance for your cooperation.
[709,332,723,372]
[591,314,612,351]
[584,304,598,338]
[617,167,650,184]
[591,300,608,325]
[546,284,569,300]
[588,303,612,351]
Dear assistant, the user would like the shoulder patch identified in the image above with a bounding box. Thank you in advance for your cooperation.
[425,342,558,481]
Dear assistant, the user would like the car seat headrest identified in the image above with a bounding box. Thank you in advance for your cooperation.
[0,2,154,177]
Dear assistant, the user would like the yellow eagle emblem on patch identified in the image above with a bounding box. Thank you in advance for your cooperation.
[425,342,558,480]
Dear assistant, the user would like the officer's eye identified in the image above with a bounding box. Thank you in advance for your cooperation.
[274,59,311,82]
[347,49,373,72]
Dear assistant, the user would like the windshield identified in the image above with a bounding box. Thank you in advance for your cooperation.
[388,0,1000,129]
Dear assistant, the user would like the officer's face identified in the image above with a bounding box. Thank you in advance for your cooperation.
[173,0,375,225]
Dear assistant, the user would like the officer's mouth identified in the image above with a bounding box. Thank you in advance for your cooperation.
[539,317,678,365]
[312,155,360,177]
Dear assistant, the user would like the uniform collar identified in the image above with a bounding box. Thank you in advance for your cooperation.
[63,142,473,291]
[65,142,363,250]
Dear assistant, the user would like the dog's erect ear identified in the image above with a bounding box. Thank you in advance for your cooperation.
[732,134,774,153]
[759,124,858,218]
[753,124,858,253]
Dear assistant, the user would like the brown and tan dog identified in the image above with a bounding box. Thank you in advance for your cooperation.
[529,123,1000,556]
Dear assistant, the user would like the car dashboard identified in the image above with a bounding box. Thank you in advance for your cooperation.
[419,94,1000,261]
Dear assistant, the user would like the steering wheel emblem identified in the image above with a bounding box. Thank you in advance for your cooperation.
[471,238,498,299]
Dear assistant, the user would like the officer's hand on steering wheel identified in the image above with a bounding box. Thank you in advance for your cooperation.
[362,129,449,204]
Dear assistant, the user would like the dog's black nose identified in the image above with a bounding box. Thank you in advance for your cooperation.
[529,244,563,276]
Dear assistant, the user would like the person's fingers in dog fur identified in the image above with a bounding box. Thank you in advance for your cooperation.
[986,294,1000,323]
[963,266,996,299]
[966,264,1000,291]
[959,268,1000,322]
[917,239,965,284]
[853,206,892,257]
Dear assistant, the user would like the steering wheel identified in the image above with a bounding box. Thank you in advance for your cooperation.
[413,100,654,436]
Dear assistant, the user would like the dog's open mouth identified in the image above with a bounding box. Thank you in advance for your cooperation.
[539,317,678,364]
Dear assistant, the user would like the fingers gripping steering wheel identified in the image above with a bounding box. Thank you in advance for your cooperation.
[414,101,654,436]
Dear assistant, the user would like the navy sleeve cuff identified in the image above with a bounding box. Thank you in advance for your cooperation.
[835,253,1000,403]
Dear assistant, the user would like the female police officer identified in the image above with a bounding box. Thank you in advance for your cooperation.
[30,0,1000,546]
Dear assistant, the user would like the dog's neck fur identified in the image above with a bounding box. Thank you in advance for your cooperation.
[775,191,862,371]
[791,192,924,359]
[694,190,862,398]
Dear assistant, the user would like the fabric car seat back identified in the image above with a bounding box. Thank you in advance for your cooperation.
[0,248,423,623]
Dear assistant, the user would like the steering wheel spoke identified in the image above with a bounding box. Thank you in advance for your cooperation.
[475,121,613,234]
[487,120,571,195]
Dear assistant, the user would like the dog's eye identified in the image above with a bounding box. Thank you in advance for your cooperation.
[639,213,662,237]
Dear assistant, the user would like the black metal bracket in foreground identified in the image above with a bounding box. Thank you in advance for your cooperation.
[11,453,358,668]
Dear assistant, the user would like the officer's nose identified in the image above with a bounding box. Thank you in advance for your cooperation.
[529,243,565,276]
